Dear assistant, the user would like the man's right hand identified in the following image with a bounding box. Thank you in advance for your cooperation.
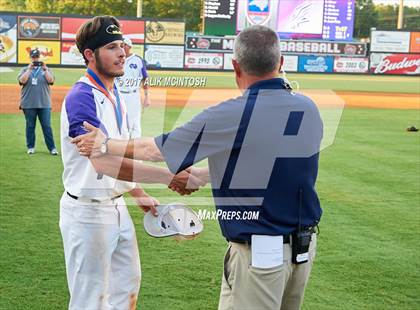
[169,170,208,195]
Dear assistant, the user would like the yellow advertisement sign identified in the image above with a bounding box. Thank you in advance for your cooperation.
[146,21,185,45]
[18,40,60,64]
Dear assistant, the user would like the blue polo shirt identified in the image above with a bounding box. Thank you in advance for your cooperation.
[155,78,323,242]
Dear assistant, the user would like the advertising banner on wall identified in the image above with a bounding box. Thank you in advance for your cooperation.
[280,40,367,57]
[18,40,61,64]
[61,41,84,65]
[120,19,145,44]
[145,21,185,45]
[298,55,334,73]
[0,14,17,63]
[223,53,234,70]
[283,55,299,72]
[370,53,420,75]
[370,31,411,53]
[144,45,184,69]
[18,16,60,40]
[334,57,369,73]
[410,32,420,54]
[62,17,89,41]
[184,52,224,69]
[186,35,235,52]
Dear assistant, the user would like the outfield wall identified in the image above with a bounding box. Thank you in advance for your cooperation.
[0,12,419,76]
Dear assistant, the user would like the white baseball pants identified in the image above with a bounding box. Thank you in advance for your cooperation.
[59,192,141,310]
[123,92,142,138]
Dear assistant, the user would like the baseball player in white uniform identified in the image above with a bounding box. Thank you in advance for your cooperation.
[117,38,150,138]
[59,16,200,310]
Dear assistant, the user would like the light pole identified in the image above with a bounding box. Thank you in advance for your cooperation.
[397,0,404,29]
[136,0,143,18]
[128,0,142,17]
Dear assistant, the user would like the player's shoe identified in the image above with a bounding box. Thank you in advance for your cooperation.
[27,148,35,154]
[50,148,58,156]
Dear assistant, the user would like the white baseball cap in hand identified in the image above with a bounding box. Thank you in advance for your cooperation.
[143,203,203,240]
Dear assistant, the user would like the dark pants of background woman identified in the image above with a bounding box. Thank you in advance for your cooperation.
[23,108,56,151]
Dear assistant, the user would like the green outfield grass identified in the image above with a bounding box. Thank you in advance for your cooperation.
[0,105,419,309]
[1,67,420,93]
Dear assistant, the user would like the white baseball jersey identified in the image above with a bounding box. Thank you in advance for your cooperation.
[117,53,148,94]
[116,53,148,138]
[60,76,136,199]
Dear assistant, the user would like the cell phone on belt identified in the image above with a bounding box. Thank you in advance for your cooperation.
[32,61,43,67]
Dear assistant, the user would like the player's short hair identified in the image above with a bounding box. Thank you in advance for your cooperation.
[234,25,281,77]
[76,15,121,65]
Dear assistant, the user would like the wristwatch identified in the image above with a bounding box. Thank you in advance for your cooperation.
[100,137,111,155]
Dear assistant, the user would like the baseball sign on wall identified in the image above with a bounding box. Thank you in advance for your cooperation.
[0,14,17,63]
[184,52,224,69]
[18,16,60,40]
[334,57,369,73]
[145,21,185,45]
[186,35,235,52]
[61,41,84,65]
[61,17,89,41]
[119,19,145,43]
[298,55,334,73]
[144,45,184,69]
[410,32,420,53]
[280,40,367,57]
[18,40,61,64]
[370,53,420,75]
[370,31,411,53]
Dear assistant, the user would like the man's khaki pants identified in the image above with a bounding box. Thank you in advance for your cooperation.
[218,234,317,310]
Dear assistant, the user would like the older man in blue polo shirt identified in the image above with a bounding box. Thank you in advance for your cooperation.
[73,25,323,310]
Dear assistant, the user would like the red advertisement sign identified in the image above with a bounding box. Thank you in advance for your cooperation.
[119,19,145,43]
[370,53,420,75]
[61,17,89,41]
[62,18,144,43]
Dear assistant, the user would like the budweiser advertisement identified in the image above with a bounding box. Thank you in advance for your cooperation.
[370,53,420,75]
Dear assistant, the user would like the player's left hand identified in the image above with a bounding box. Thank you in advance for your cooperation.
[131,190,159,216]
[71,121,105,157]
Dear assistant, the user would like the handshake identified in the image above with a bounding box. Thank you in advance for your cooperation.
[71,121,210,196]
[168,167,209,196]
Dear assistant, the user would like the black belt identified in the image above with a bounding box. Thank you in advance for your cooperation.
[230,234,291,245]
[67,191,123,203]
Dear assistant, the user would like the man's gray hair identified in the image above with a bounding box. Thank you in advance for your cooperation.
[234,25,281,77]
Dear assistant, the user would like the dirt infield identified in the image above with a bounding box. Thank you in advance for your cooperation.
[0,84,418,114]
